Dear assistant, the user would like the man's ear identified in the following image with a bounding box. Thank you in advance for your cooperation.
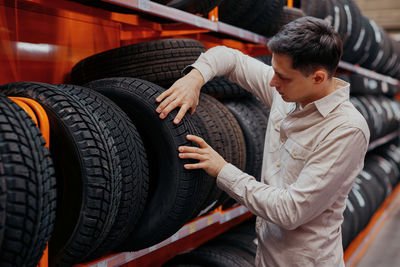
[313,69,327,84]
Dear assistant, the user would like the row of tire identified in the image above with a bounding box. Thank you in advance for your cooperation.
[338,73,399,97]
[301,0,400,79]
[73,0,400,80]
[0,76,270,266]
[162,143,400,267]
[350,96,400,141]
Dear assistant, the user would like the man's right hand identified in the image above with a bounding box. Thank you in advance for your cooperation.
[155,68,204,124]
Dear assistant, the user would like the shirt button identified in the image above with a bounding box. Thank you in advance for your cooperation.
[280,138,284,142]
[293,151,297,156]
[276,163,280,167]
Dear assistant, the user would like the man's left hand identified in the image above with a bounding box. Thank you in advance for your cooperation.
[178,135,228,177]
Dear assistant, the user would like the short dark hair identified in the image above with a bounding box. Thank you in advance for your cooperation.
[268,16,343,78]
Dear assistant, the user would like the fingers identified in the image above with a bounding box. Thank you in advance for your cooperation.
[156,88,173,103]
[156,95,177,119]
[174,105,189,124]
[186,134,208,148]
[178,152,205,160]
[178,145,203,154]
[183,162,206,170]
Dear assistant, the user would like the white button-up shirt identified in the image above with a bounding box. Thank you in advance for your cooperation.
[191,46,370,266]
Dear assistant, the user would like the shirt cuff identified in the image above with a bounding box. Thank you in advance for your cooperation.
[181,62,214,84]
[216,163,244,194]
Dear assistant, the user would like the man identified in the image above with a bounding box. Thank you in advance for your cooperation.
[156,17,370,266]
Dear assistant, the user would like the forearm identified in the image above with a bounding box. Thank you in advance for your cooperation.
[217,164,300,230]
[190,46,275,106]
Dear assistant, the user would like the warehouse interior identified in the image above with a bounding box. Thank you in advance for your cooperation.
[0,0,400,267]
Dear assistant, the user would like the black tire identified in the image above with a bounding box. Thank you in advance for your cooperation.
[358,170,385,213]
[85,77,208,251]
[371,155,398,188]
[275,7,305,31]
[350,97,375,140]
[191,93,237,216]
[357,96,381,140]
[331,0,348,45]
[365,160,392,199]
[0,82,122,266]
[219,0,269,28]
[349,74,381,95]
[361,19,385,70]
[222,97,270,180]
[212,232,257,257]
[56,84,149,259]
[248,0,285,36]
[342,205,353,249]
[71,39,205,88]
[365,96,387,138]
[164,244,255,267]
[336,0,364,63]
[348,186,368,233]
[201,76,251,99]
[0,95,56,267]
[166,0,223,15]
[345,194,359,241]
[196,94,247,211]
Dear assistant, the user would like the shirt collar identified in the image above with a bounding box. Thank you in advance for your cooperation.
[313,78,350,118]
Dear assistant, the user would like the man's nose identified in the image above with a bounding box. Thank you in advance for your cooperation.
[270,75,279,87]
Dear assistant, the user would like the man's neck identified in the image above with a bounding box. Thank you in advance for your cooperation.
[299,78,335,108]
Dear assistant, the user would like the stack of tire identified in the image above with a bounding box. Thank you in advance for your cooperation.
[2,38,273,265]
[301,0,400,79]
[342,144,400,249]
[68,38,269,262]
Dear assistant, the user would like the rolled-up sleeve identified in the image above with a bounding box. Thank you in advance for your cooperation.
[217,126,368,230]
[191,46,276,107]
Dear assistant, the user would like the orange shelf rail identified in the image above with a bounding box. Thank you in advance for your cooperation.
[8,97,50,267]
[75,205,253,267]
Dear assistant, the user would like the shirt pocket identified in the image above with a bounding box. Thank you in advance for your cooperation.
[266,109,284,152]
[281,138,311,184]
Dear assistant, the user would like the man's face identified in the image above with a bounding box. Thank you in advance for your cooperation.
[269,53,317,106]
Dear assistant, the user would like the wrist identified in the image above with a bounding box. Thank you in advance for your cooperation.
[188,68,205,89]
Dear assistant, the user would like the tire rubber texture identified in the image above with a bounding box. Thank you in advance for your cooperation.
[349,73,381,95]
[342,204,353,249]
[219,0,271,29]
[222,97,270,180]
[85,77,208,251]
[247,0,285,36]
[201,76,251,99]
[195,94,246,212]
[350,97,374,141]
[347,187,367,234]
[0,94,56,267]
[71,39,205,88]
[56,84,150,260]
[0,82,122,266]
[274,7,305,34]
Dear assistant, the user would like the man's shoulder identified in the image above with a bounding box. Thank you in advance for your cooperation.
[335,100,370,139]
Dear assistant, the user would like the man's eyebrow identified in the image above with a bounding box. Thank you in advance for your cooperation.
[274,70,288,79]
